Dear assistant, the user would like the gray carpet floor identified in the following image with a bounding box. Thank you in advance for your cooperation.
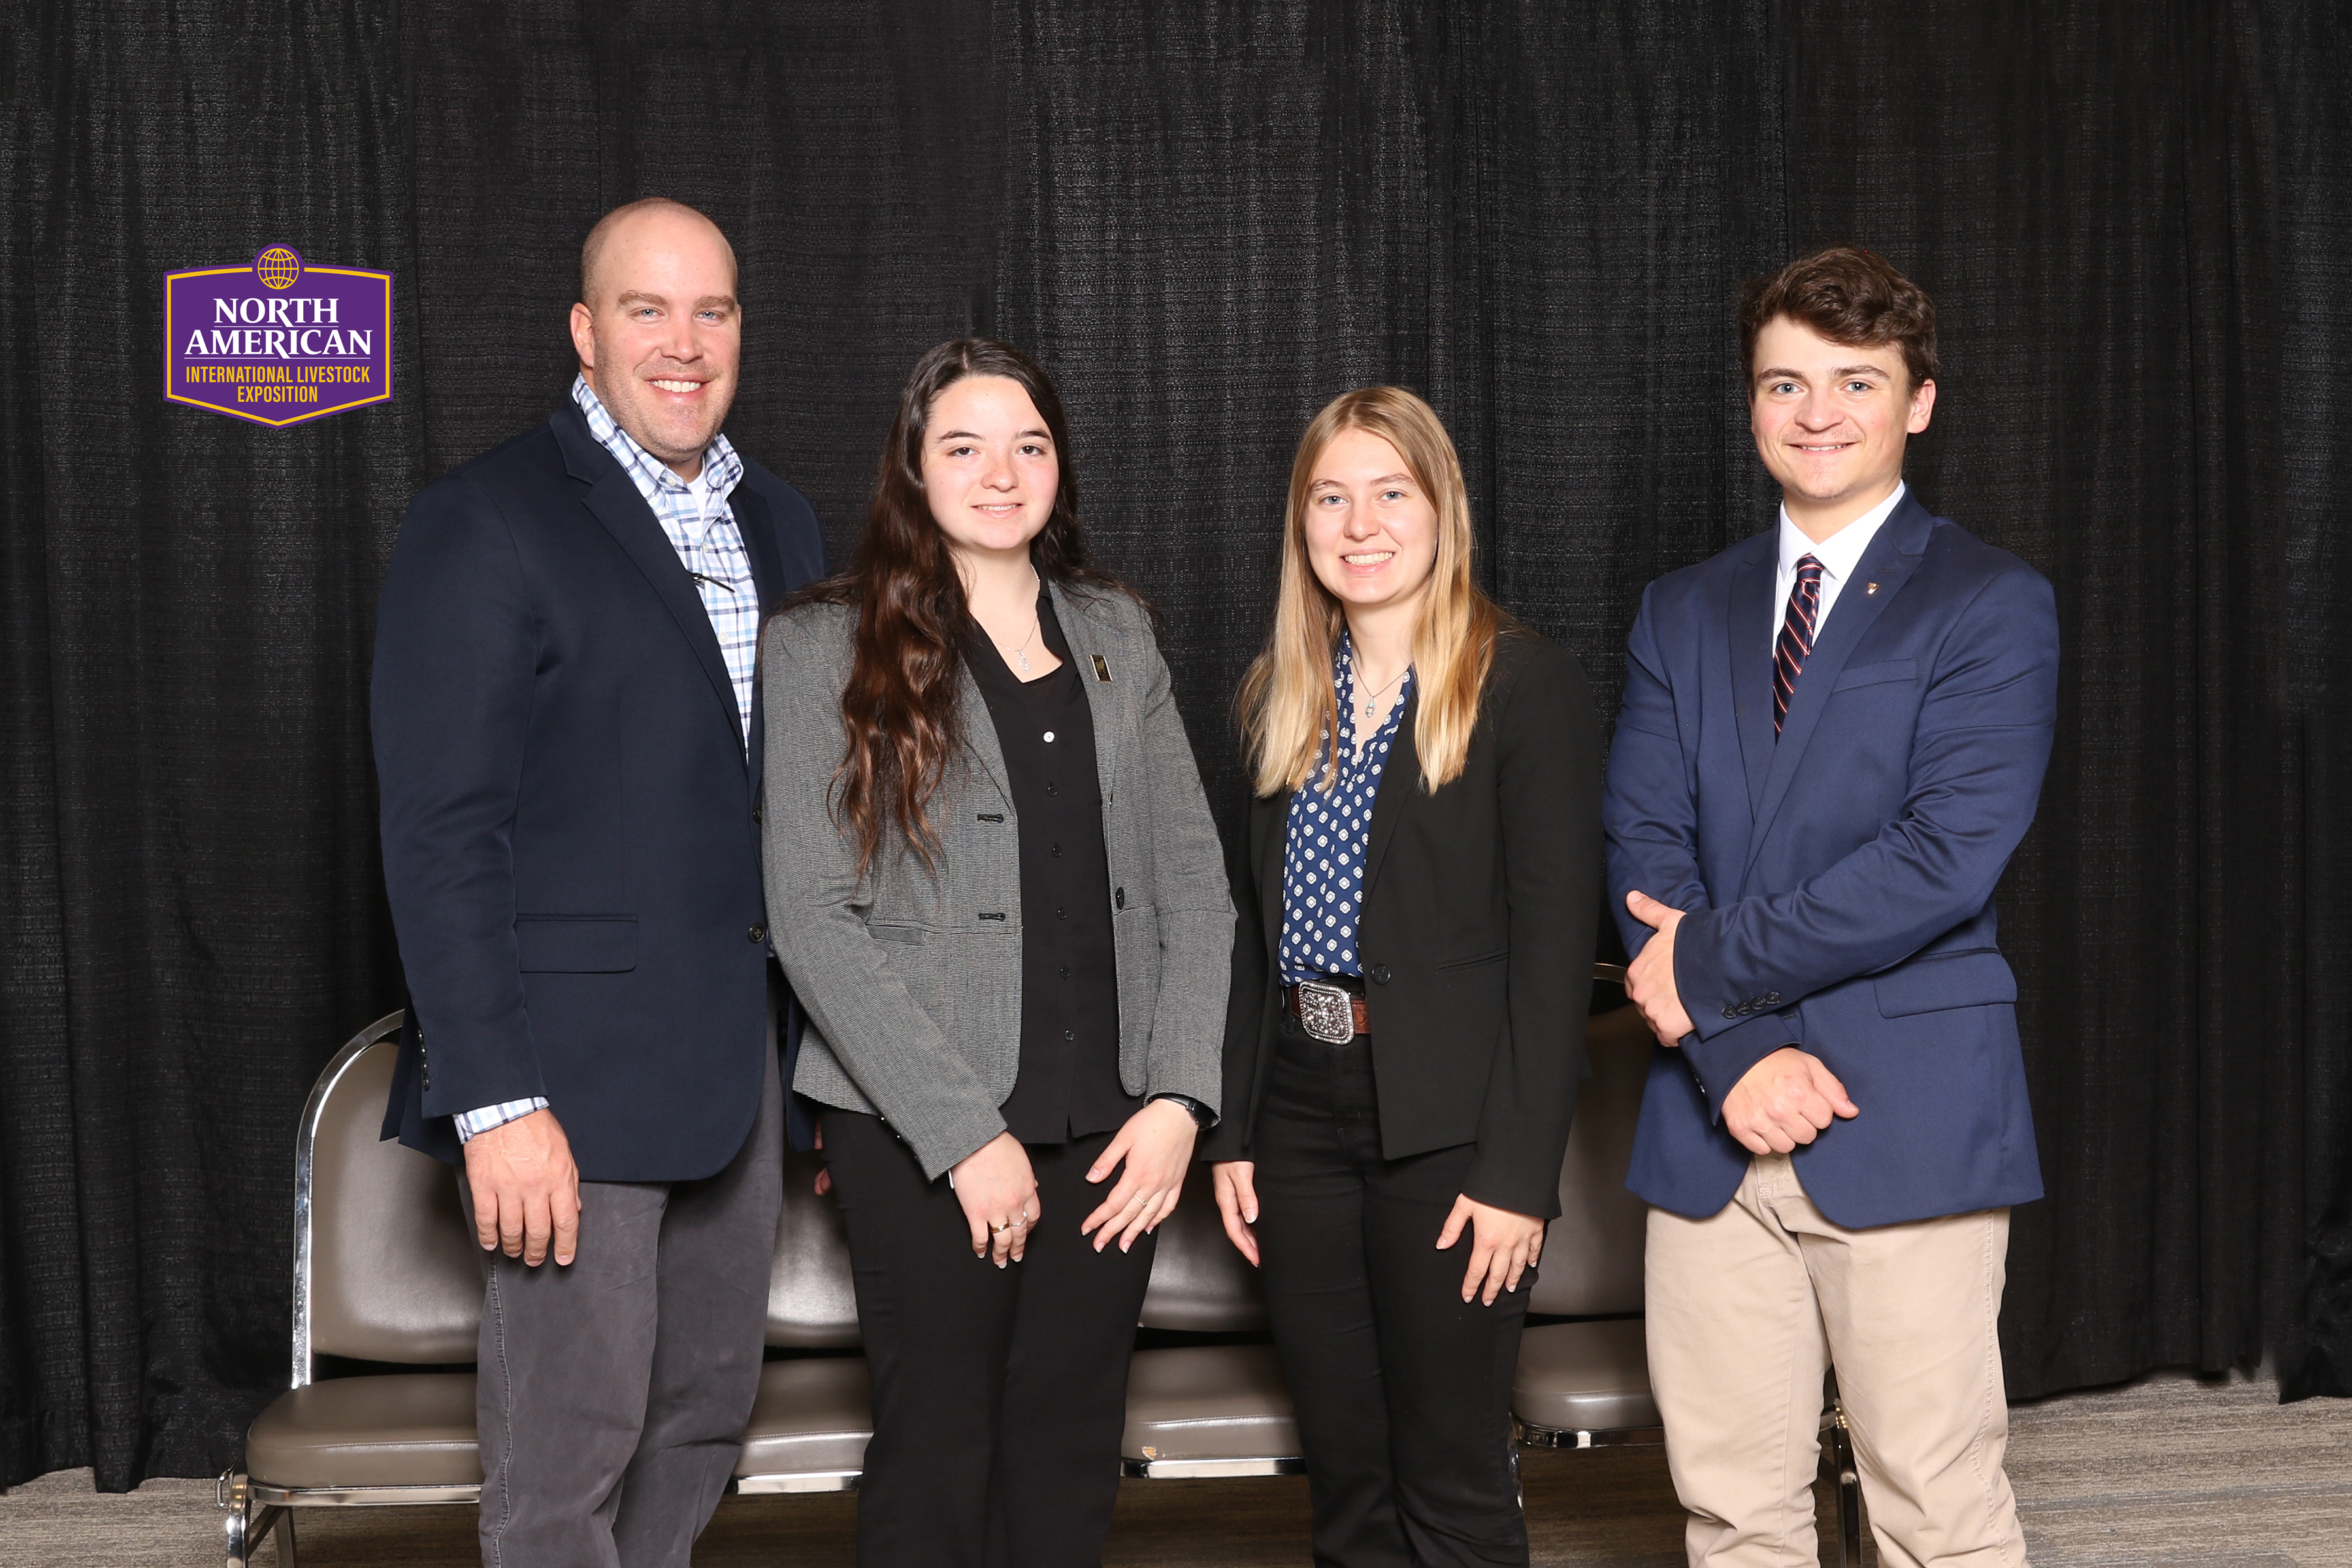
[3,1373,2343,1565]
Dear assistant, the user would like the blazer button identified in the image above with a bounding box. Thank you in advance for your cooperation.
[1371,964,1392,985]
[1765,991,1781,1004]
[1723,1006,1737,1019]
[752,802,763,825]
[1115,887,1126,909]
[748,924,766,943]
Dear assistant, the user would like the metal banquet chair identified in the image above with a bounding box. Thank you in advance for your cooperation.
[220,1011,879,1567]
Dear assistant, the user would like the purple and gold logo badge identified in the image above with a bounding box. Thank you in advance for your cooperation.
[166,245,392,426]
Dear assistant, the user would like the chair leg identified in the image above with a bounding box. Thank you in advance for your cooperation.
[270,1507,299,1568]
[218,1471,252,1568]
[1827,1397,1865,1567]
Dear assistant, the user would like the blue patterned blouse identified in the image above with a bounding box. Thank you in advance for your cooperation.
[1278,636,1416,985]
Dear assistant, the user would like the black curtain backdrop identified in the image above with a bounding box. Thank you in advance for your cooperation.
[2,0,2345,1490]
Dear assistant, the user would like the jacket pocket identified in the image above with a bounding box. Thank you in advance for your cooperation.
[1874,949,2017,1017]
[865,923,928,946]
[1833,657,1918,692]
[1436,945,1509,970]
[515,915,638,973]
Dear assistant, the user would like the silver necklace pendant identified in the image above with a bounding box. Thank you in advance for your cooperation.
[1015,648,1032,676]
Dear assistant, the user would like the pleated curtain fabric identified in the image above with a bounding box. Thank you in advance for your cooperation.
[1,0,2347,1490]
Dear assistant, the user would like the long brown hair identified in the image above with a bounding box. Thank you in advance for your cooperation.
[804,338,1122,878]
[1238,386,1505,796]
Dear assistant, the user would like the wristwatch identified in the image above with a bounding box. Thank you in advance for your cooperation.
[1150,1092,1217,1131]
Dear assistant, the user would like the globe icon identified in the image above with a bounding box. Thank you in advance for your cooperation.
[255,246,302,289]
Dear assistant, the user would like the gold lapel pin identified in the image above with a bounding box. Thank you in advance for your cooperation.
[1090,653,1112,683]
[1866,581,1880,595]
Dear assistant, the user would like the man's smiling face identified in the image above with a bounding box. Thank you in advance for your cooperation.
[1748,314,1935,527]
[568,204,740,480]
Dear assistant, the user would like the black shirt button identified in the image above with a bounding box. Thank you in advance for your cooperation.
[1371,964,1392,985]
[748,924,766,943]
[1063,1029,1075,1041]
[1045,781,1058,796]
[1059,964,1071,979]
[1051,843,1062,857]
[1056,906,1067,920]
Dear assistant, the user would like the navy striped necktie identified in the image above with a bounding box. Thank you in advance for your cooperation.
[1772,555,1823,736]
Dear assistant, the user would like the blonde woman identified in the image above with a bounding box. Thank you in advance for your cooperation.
[1203,387,1600,1566]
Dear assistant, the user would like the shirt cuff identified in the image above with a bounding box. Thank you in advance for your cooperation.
[452,1097,550,1142]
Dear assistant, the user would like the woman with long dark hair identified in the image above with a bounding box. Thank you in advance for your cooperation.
[1204,387,1601,1566]
[759,339,1232,1567]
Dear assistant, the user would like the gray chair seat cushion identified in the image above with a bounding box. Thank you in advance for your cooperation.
[1512,1318,1659,1436]
[245,1373,482,1490]
[1122,1344,1299,1462]
[735,1356,873,1478]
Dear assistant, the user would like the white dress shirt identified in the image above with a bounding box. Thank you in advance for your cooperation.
[1771,482,1907,650]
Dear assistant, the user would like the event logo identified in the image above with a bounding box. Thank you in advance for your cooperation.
[165,245,393,426]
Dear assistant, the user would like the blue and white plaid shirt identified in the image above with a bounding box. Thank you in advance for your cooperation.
[453,376,760,1143]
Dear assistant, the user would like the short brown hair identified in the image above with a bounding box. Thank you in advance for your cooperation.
[1739,245,1938,389]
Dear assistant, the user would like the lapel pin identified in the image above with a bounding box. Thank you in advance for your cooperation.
[1090,654,1112,683]
[1866,581,1880,595]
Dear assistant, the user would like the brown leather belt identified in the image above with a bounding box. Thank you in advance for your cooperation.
[1284,981,1370,1041]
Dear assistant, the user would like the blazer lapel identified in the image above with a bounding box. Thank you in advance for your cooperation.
[1254,789,1285,962]
[735,484,787,615]
[734,483,784,800]
[1743,497,1933,881]
[1729,543,1778,817]
[1361,683,1421,899]
[957,661,1013,805]
[1051,583,1124,813]
[555,407,745,753]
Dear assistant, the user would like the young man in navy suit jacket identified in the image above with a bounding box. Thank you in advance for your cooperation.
[1605,247,2058,1567]
[373,199,826,1567]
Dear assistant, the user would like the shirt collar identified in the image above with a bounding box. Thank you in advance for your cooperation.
[571,374,742,506]
[1778,480,1906,585]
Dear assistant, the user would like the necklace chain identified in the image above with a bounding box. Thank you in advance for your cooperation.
[998,570,1044,676]
[1354,662,1408,724]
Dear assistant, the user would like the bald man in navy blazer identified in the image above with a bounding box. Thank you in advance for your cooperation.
[1605,248,2057,1567]
[372,199,825,1567]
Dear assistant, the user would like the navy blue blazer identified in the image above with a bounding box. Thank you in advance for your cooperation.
[1603,493,2059,1228]
[373,401,828,1181]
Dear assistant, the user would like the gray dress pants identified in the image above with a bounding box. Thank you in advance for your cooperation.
[457,1046,783,1568]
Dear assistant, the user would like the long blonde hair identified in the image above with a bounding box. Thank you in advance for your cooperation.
[1239,387,1504,797]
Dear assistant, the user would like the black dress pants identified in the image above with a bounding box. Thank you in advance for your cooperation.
[821,1111,1157,1568]
[1253,1021,1532,1568]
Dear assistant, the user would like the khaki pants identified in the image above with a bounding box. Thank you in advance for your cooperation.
[1645,1154,2027,1568]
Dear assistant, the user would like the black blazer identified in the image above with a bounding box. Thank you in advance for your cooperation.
[373,400,828,1181]
[1201,627,1601,1218]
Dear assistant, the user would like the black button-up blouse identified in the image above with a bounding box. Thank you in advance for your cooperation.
[963,589,1139,1143]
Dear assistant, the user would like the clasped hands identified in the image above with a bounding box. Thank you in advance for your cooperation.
[946,1098,1199,1267]
[1210,1164,1543,1305]
[1624,889,1859,1157]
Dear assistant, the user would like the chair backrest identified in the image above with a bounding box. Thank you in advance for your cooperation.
[295,993,1649,1378]
[766,1145,861,1348]
[1527,1002,1652,1316]
[297,1013,482,1381]
[1138,1162,1269,1331]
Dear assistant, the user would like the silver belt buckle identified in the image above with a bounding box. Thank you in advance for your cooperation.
[1296,980,1357,1044]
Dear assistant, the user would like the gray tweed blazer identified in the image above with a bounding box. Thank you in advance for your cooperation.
[760,580,1233,1178]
